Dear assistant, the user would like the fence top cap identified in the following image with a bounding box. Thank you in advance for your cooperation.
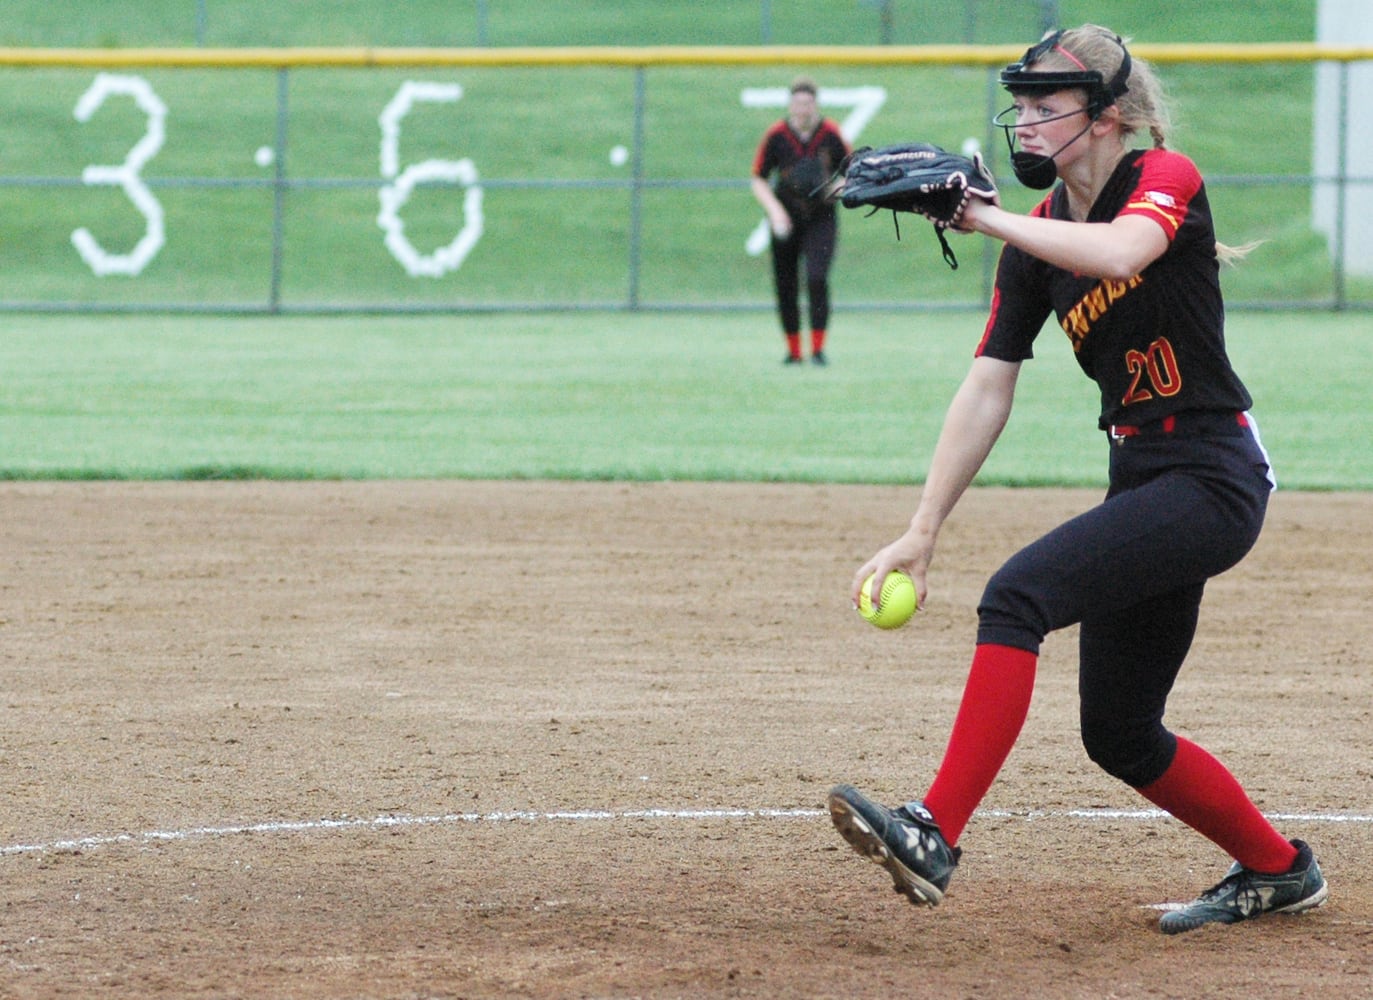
[0,42,1370,69]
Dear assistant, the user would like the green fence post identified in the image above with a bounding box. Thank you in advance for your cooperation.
[1333,60,1348,311]
[628,66,646,311]
[269,67,289,314]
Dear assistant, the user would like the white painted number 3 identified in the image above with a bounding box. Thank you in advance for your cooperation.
[377,81,485,277]
[71,73,167,276]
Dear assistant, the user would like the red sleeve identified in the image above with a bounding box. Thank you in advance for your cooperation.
[753,123,784,178]
[1116,149,1202,241]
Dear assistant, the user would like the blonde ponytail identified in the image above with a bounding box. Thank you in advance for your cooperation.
[1216,240,1263,266]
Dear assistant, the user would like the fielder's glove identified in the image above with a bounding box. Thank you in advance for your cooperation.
[839,142,998,269]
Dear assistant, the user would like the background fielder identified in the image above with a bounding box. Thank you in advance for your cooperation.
[750,76,851,366]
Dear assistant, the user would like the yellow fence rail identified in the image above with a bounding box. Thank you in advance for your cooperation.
[1,43,1372,69]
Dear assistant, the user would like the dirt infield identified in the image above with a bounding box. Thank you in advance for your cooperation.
[1,481,1369,999]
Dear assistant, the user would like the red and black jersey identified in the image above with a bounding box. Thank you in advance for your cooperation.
[976,148,1252,430]
[753,118,850,222]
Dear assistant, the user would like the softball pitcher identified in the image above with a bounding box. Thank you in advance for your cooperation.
[828,24,1328,934]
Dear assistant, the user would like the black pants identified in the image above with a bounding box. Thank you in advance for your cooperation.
[771,211,837,334]
[975,414,1274,788]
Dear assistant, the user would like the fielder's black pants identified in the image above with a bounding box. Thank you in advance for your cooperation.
[770,210,837,334]
[974,416,1274,789]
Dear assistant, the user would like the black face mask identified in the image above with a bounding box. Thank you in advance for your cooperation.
[993,105,1096,190]
[1010,150,1061,190]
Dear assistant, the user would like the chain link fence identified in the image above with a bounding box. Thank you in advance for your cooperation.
[1,36,1367,313]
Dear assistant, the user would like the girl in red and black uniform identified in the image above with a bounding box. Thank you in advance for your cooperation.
[751,77,850,365]
[827,25,1328,934]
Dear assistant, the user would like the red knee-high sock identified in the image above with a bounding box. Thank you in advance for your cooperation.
[785,332,802,360]
[1138,736,1297,874]
[923,643,1037,846]
[810,328,826,355]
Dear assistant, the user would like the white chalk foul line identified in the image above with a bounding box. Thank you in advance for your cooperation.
[3,806,1370,858]
[0,808,818,857]
[979,808,1373,824]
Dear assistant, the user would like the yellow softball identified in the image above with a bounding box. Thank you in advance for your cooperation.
[857,571,918,629]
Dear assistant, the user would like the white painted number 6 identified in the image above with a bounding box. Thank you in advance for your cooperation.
[377,81,485,278]
[71,73,167,277]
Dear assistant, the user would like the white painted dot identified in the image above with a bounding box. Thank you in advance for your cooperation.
[254,145,275,168]
[609,144,629,167]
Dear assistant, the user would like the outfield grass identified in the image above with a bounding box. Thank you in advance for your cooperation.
[2,3,1362,490]
[0,310,1365,489]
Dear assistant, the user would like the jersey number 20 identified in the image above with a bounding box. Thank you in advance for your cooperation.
[1122,337,1182,405]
